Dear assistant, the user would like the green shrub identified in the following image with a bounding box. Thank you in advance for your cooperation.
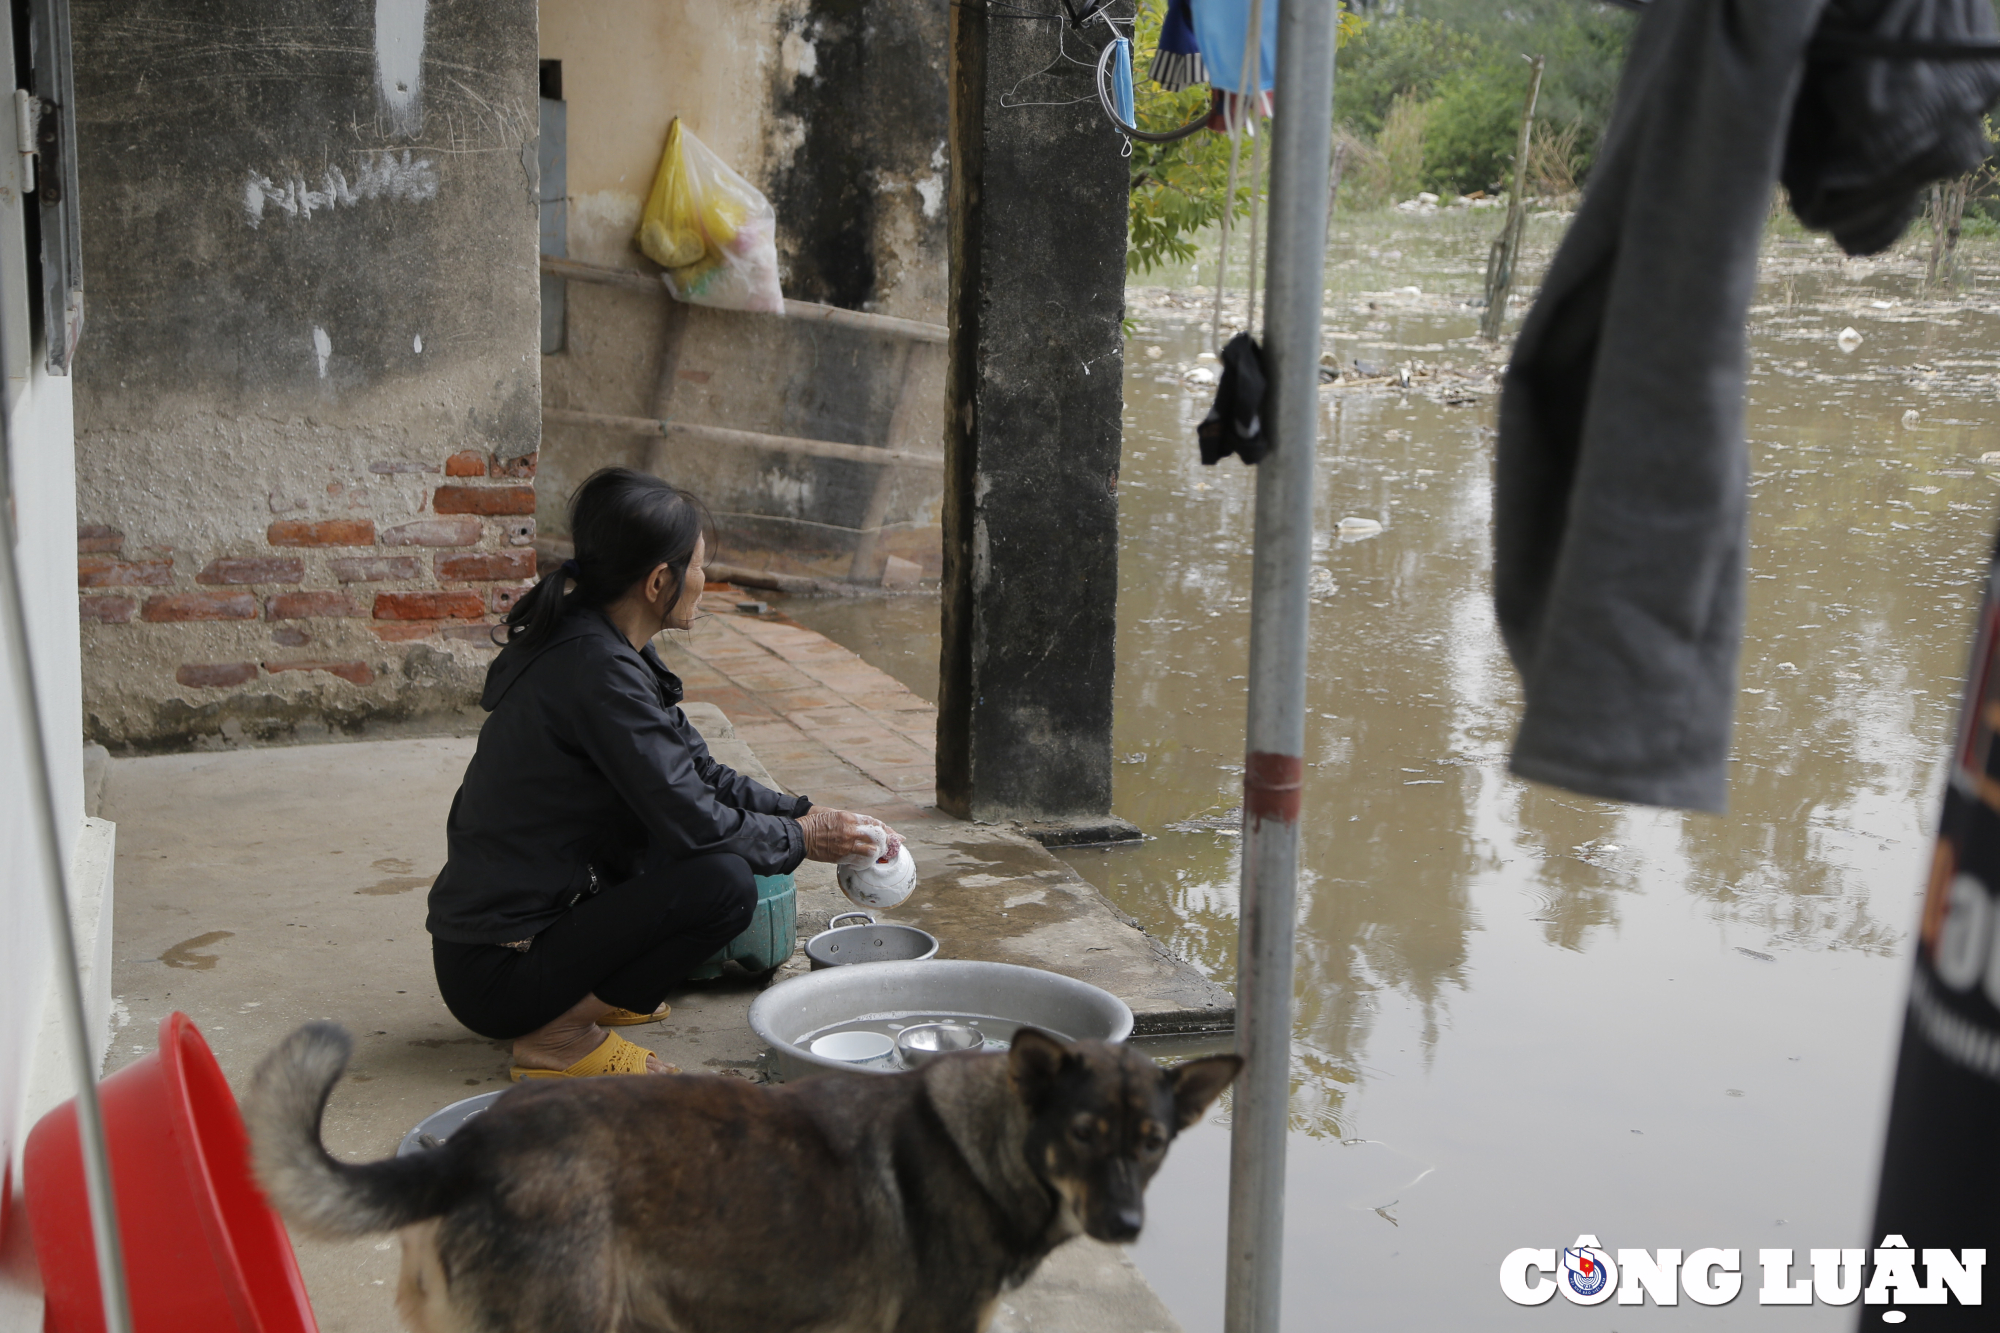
[1334,17,1493,137]
[1422,60,1533,196]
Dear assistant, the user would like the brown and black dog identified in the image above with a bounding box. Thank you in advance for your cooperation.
[245,1022,1239,1333]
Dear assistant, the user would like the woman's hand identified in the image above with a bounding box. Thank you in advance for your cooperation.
[799,809,900,863]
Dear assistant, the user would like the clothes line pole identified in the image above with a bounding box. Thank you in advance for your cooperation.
[0,430,135,1333]
[1224,1,1338,1331]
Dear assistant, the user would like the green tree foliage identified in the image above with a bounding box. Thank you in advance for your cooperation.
[1336,2,1632,200]
[1422,57,1536,196]
[1332,17,1488,137]
[1126,3,1363,275]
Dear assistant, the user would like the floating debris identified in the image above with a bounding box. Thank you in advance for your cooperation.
[1166,807,1243,835]
[1837,326,1863,352]
[1337,516,1384,538]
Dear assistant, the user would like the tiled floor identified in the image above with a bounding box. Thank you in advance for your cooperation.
[664,590,941,822]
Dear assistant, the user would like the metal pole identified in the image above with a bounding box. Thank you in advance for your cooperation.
[1225,2,1337,1331]
[0,430,135,1333]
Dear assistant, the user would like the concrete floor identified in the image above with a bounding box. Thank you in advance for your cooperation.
[98,716,1191,1333]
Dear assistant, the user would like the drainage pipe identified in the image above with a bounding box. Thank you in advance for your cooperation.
[0,429,134,1333]
[1224,3,1338,1331]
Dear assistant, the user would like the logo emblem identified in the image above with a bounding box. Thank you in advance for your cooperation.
[1560,1235,1617,1305]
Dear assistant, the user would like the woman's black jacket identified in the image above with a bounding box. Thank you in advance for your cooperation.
[426,609,810,944]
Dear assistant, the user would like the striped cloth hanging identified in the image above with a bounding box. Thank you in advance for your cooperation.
[1149,0,1208,91]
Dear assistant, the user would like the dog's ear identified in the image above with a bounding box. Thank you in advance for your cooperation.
[1165,1054,1242,1131]
[1008,1027,1071,1106]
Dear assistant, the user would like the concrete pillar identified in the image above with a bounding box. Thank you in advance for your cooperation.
[937,7,1131,839]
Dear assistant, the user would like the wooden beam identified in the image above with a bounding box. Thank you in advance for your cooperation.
[539,254,949,344]
[541,407,946,471]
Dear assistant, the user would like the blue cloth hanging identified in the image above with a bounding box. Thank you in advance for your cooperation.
[1150,0,1208,92]
[1112,37,1137,125]
[1191,0,1278,95]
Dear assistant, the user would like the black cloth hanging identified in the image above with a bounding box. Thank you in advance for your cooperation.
[1197,332,1272,466]
[1494,0,2000,814]
[1787,0,2000,254]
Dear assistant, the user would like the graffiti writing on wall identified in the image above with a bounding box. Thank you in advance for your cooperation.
[243,150,439,228]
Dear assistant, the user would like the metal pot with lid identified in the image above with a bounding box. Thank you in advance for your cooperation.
[804,911,939,970]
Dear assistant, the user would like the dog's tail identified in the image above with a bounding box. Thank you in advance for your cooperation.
[243,1023,465,1238]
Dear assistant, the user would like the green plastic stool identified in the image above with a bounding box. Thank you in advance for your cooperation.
[684,872,795,980]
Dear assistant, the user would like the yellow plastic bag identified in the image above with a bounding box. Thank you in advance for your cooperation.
[636,119,783,314]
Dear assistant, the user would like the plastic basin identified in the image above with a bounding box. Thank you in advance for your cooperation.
[24,1012,318,1333]
[685,870,795,978]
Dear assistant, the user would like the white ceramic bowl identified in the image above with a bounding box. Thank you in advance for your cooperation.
[808,1029,898,1068]
[837,842,917,909]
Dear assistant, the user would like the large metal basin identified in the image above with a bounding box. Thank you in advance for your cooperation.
[749,959,1134,1081]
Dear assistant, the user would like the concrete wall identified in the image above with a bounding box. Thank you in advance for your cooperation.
[70,0,542,751]
[537,0,949,579]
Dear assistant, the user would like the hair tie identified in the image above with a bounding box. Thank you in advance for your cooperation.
[560,558,581,581]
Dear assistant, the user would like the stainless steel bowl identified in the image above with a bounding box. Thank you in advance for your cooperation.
[804,911,940,969]
[749,959,1135,1081]
[396,1090,504,1157]
[895,1022,985,1066]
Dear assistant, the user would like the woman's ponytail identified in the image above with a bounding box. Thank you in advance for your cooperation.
[500,557,578,651]
[502,471,710,653]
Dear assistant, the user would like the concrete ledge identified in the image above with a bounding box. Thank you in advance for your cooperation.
[1014,815,1146,850]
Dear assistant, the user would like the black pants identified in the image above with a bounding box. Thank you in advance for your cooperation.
[431,852,756,1040]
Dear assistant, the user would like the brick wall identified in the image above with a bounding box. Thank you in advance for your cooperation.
[76,452,538,749]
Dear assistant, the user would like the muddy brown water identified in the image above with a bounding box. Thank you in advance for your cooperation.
[787,214,2000,1329]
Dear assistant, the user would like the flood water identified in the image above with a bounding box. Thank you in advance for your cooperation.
[788,211,2000,1329]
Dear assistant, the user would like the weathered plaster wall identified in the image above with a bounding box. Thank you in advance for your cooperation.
[537,0,948,577]
[70,0,542,751]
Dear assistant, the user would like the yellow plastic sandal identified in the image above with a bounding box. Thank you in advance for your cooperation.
[509,1032,675,1081]
[600,1003,671,1026]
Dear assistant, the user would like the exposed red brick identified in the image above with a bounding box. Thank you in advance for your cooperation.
[372,621,443,642]
[175,662,258,688]
[271,626,311,647]
[489,584,530,615]
[433,485,536,516]
[78,554,172,587]
[77,524,124,554]
[264,659,376,686]
[80,595,136,624]
[267,519,375,547]
[379,517,481,547]
[266,591,366,620]
[330,555,423,583]
[679,369,712,384]
[374,590,486,620]
[142,591,258,622]
[443,623,506,645]
[436,550,535,581]
[444,451,488,477]
[492,452,538,479]
[197,556,304,586]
